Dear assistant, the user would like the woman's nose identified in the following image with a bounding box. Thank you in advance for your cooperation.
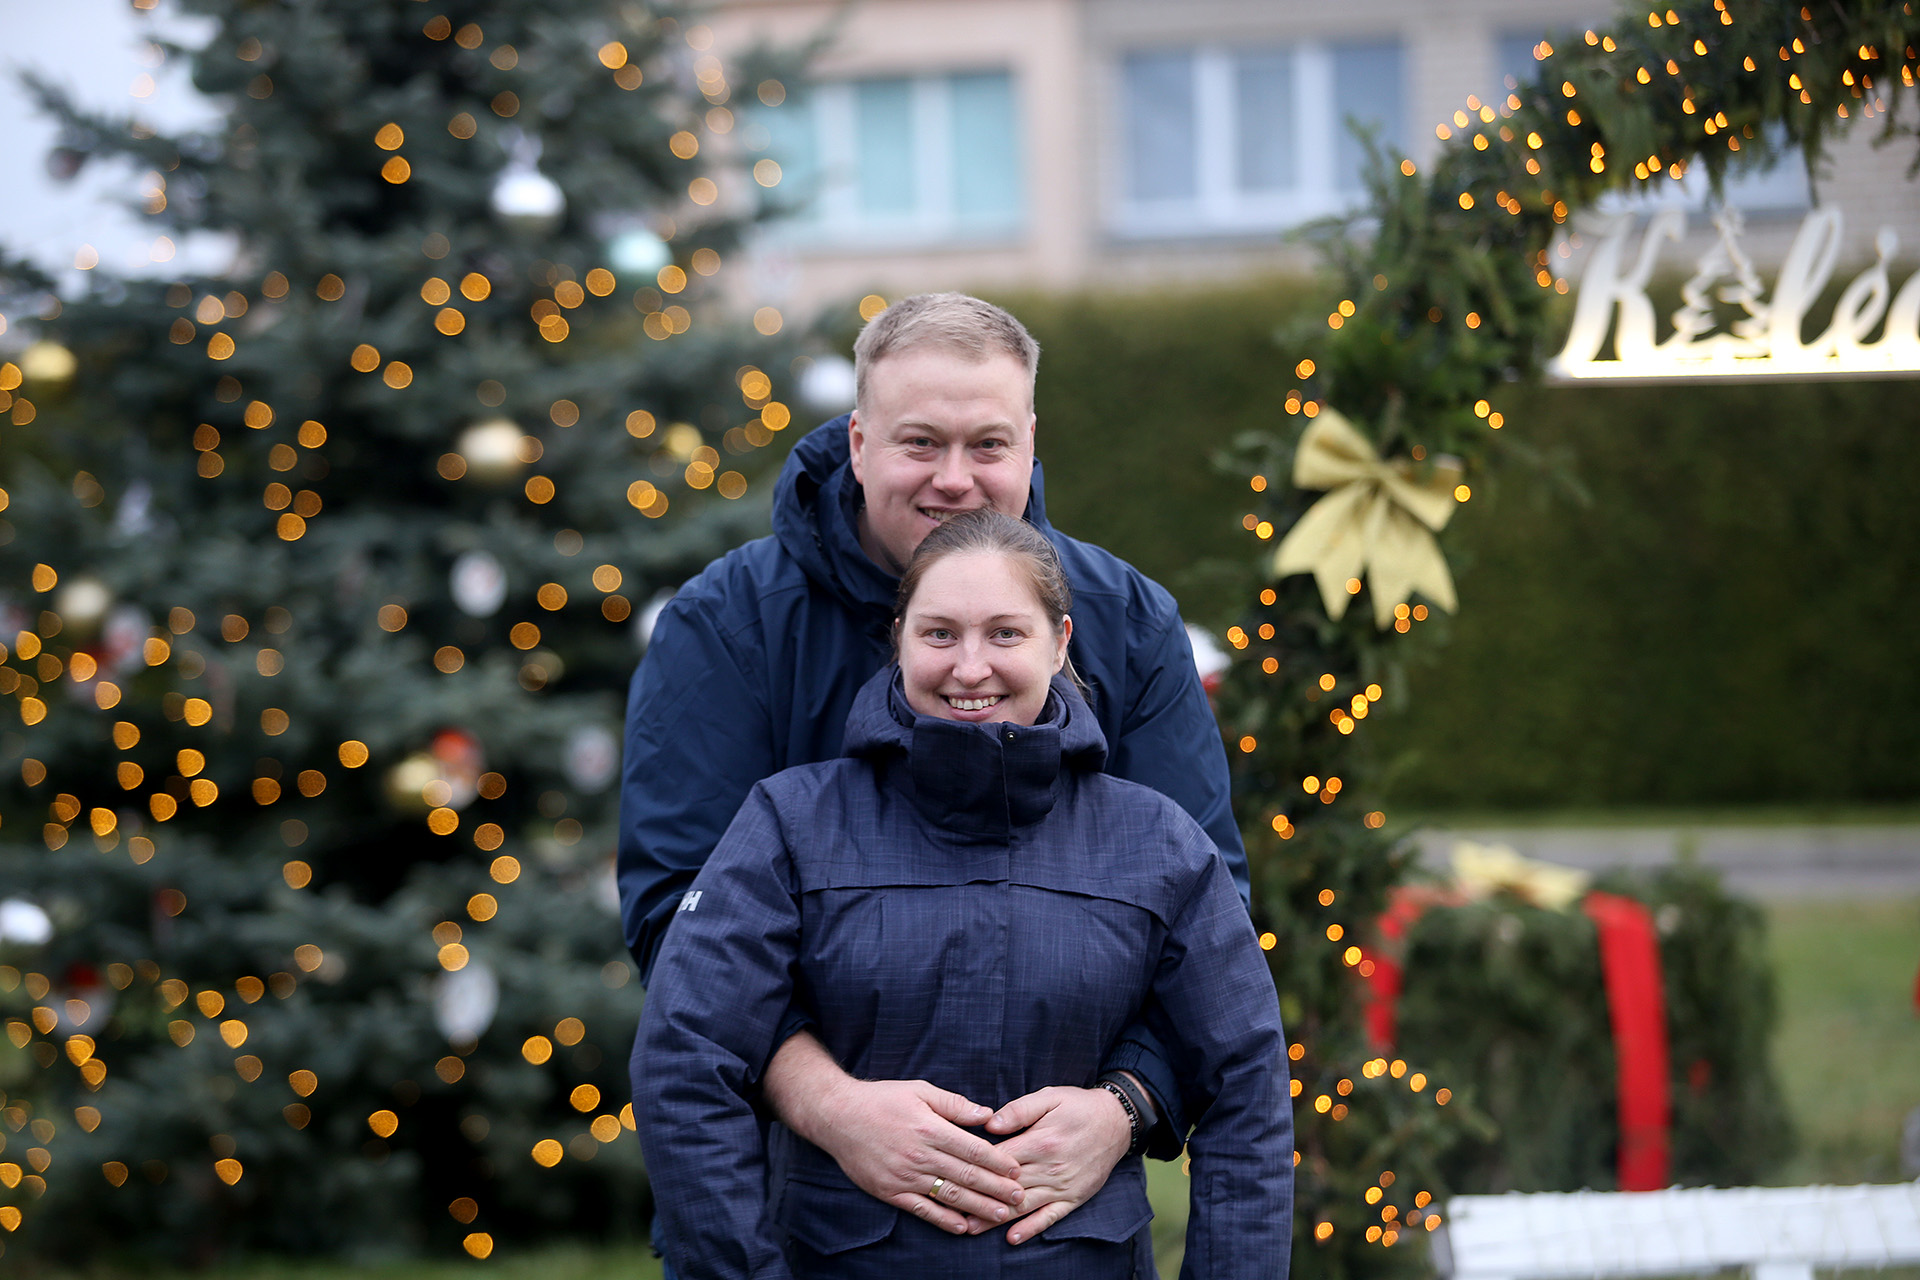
[953,643,991,682]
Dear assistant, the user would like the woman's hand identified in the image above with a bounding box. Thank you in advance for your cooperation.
[762,1033,1027,1235]
[985,1084,1133,1244]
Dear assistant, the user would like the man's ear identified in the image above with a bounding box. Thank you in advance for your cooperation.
[847,411,866,483]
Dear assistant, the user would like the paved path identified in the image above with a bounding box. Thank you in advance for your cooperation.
[1410,824,1920,900]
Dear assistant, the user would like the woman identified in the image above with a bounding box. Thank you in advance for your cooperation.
[634,510,1291,1279]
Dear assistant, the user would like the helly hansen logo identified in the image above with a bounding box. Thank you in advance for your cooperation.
[678,890,702,913]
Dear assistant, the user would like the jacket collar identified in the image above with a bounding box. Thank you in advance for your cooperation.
[770,416,1056,622]
[842,667,1106,839]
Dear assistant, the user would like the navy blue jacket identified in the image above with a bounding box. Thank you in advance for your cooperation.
[634,670,1291,1280]
[619,417,1249,1138]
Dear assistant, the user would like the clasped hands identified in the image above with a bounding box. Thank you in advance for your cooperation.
[763,1032,1137,1244]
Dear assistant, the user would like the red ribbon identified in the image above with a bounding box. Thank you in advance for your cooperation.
[1581,891,1672,1191]
[1361,886,1673,1191]
[1362,886,1460,1049]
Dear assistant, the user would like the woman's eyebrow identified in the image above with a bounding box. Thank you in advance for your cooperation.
[910,612,1032,626]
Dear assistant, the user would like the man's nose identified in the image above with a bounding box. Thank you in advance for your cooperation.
[930,447,973,494]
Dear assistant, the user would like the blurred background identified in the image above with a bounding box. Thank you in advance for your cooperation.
[0,0,1914,1276]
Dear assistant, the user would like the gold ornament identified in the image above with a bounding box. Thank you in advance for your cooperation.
[52,576,112,639]
[456,418,527,484]
[20,341,77,387]
[1271,408,1461,628]
[384,751,440,812]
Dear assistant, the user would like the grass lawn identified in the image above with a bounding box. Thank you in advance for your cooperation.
[1765,896,1920,1186]
[18,1243,663,1280]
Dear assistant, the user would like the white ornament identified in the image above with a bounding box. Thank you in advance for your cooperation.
[635,587,676,650]
[608,227,672,277]
[451,551,508,618]
[434,960,499,1042]
[565,724,619,792]
[595,858,622,915]
[1185,624,1230,684]
[0,898,54,946]
[491,129,565,235]
[104,605,150,671]
[798,354,856,412]
[113,481,155,537]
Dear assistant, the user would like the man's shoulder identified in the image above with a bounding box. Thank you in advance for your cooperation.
[669,534,819,628]
[679,533,795,596]
[1044,528,1180,628]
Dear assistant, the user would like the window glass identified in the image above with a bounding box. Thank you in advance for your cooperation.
[1122,51,1197,201]
[854,78,916,217]
[1235,52,1295,193]
[951,72,1022,223]
[1496,31,1547,92]
[1331,42,1403,192]
[758,98,819,216]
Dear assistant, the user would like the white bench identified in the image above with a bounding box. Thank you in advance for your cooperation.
[1434,1182,1920,1280]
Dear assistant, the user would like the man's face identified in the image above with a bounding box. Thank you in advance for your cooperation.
[848,347,1036,575]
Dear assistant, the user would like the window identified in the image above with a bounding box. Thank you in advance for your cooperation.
[753,70,1023,245]
[1113,41,1405,236]
[1495,28,1808,215]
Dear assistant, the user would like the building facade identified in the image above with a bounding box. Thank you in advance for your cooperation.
[705,0,1920,314]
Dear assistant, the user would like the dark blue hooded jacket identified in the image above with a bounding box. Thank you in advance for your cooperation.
[634,669,1291,1280]
[619,416,1249,1136]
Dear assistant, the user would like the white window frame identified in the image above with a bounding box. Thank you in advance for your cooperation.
[767,71,1024,250]
[1110,43,1394,239]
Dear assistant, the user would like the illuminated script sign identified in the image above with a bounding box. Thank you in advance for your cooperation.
[1547,206,1920,383]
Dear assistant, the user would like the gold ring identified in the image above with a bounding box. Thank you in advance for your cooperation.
[930,1177,947,1199]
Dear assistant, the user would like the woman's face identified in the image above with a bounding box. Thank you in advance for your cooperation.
[898,550,1070,727]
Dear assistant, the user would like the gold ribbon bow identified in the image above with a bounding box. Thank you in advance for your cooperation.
[1450,841,1591,911]
[1271,408,1461,628]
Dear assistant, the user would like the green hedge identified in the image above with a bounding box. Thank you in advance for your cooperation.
[997,282,1920,810]
[1369,375,1920,810]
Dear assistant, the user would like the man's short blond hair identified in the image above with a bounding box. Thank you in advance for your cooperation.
[852,293,1040,413]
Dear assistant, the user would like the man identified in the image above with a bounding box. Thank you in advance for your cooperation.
[620,293,1252,1250]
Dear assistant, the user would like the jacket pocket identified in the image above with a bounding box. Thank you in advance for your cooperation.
[1040,1157,1154,1243]
[773,1171,899,1255]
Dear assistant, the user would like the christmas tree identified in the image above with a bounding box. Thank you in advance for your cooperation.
[0,0,800,1262]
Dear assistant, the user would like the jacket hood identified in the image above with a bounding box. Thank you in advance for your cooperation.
[769,416,1054,619]
[842,665,1106,838]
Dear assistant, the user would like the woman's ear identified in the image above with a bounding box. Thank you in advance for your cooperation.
[1053,615,1072,673]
